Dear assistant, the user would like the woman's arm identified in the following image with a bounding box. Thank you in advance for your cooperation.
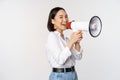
[68,30,83,51]
[75,42,81,52]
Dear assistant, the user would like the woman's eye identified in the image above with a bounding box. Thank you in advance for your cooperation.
[65,16,68,18]
[60,17,63,18]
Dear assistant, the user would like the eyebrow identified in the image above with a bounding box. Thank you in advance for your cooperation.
[58,14,68,17]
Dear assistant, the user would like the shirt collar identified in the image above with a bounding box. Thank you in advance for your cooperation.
[54,31,61,36]
[54,31,66,40]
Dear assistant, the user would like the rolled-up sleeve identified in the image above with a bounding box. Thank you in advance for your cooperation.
[71,46,83,60]
[65,37,83,60]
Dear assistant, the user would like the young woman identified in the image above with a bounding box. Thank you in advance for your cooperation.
[46,7,83,80]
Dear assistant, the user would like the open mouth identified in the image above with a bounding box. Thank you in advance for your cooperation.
[61,23,67,26]
[61,24,66,26]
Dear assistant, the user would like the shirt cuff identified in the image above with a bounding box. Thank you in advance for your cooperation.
[73,46,83,54]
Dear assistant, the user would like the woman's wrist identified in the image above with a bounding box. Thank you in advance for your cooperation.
[67,41,74,51]
[75,42,81,52]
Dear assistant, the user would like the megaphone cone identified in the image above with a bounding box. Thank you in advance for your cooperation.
[67,16,102,38]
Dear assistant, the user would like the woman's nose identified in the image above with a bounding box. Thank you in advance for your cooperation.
[63,17,68,22]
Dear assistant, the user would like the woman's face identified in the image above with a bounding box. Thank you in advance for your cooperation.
[52,9,69,33]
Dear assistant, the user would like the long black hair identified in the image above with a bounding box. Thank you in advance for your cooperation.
[47,7,65,32]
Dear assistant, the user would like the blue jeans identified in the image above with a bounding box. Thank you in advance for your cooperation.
[49,71,78,80]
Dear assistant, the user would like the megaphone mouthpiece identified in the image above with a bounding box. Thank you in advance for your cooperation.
[67,22,72,29]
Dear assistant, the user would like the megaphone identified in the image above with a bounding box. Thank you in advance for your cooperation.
[67,16,102,38]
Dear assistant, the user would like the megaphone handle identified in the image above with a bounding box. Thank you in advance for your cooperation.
[73,29,78,32]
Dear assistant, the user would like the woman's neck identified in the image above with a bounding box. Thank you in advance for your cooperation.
[60,33,64,40]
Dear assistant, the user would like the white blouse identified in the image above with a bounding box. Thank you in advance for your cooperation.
[45,31,83,68]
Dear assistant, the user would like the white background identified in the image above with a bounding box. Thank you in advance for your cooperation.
[0,0,120,80]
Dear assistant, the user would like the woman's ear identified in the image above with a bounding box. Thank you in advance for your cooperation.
[51,19,55,24]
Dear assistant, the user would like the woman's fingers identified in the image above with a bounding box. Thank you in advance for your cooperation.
[74,30,82,36]
[70,30,83,43]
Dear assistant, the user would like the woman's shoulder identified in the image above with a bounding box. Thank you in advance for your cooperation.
[47,31,58,41]
[46,32,58,44]
[48,32,56,37]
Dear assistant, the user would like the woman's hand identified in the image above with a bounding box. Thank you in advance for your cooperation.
[70,30,83,44]
[67,30,83,50]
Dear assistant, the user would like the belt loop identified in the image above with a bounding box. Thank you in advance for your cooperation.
[64,68,66,72]
[72,66,74,72]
